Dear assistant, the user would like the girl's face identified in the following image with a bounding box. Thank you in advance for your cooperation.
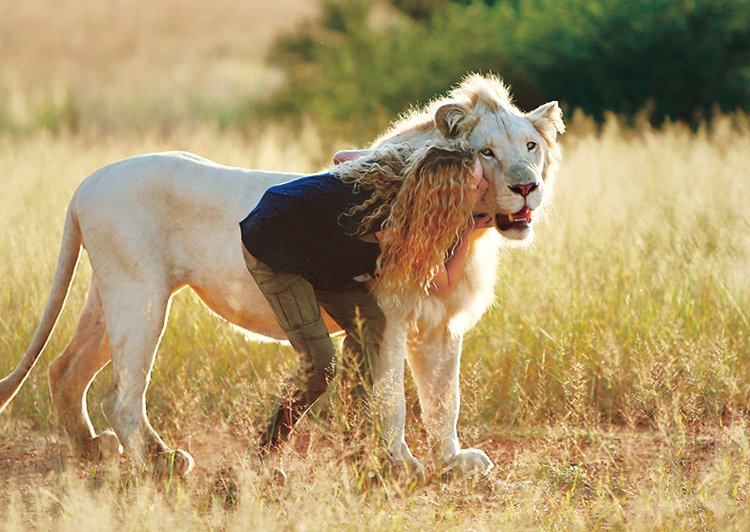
[471,157,489,203]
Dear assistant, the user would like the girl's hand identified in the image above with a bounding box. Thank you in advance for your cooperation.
[333,149,373,165]
[471,213,495,230]
[461,214,494,239]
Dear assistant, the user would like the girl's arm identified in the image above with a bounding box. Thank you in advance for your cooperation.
[429,214,495,295]
[373,214,494,295]
[333,149,373,165]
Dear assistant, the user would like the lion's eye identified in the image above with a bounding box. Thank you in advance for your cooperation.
[480,148,495,158]
[526,141,537,151]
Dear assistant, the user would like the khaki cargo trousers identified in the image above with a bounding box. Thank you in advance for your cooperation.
[242,245,384,444]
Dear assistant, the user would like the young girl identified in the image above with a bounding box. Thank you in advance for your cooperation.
[239,141,492,446]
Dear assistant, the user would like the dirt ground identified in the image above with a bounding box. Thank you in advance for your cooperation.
[0,417,716,490]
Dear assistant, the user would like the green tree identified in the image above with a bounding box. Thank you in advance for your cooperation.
[263,0,750,140]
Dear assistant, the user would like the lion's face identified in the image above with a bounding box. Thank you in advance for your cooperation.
[470,109,549,240]
[434,99,564,242]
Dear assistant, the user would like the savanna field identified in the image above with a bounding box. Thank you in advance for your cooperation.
[2,1,750,530]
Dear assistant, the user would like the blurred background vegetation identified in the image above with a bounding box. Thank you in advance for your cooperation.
[2,0,749,143]
[268,0,750,142]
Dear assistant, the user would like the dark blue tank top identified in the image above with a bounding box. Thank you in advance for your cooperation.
[239,173,384,290]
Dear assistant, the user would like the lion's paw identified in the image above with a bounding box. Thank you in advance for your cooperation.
[155,448,195,478]
[93,430,123,458]
[399,454,426,481]
[442,448,494,477]
[78,430,123,462]
[172,448,195,477]
[388,444,426,482]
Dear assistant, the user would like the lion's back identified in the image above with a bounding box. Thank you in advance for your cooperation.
[71,152,304,285]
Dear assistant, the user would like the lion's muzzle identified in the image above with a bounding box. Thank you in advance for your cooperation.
[495,206,533,231]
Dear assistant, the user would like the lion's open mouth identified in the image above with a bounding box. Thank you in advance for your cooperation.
[495,206,533,231]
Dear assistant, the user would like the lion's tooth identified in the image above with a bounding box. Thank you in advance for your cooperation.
[507,214,514,222]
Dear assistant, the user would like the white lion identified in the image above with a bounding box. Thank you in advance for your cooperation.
[0,74,563,478]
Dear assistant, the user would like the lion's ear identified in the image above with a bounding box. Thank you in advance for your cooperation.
[527,101,565,139]
[434,103,476,139]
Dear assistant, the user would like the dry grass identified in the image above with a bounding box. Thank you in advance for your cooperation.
[0,114,749,529]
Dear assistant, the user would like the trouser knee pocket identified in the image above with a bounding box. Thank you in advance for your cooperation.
[245,250,336,395]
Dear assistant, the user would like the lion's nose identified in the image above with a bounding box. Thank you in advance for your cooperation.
[509,183,538,197]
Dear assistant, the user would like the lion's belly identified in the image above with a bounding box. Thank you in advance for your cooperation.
[188,277,344,342]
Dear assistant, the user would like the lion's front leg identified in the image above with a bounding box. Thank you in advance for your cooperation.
[372,313,424,479]
[407,327,493,477]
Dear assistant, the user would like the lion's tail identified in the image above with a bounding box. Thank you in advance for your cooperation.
[0,200,83,413]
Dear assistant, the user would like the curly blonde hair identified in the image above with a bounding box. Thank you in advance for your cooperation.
[333,141,478,297]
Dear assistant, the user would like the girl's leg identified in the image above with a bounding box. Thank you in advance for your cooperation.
[242,247,336,446]
[314,284,385,388]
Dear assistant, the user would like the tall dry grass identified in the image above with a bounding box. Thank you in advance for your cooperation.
[0,114,749,528]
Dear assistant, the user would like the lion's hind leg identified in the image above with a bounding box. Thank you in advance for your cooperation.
[49,277,121,461]
[98,279,194,477]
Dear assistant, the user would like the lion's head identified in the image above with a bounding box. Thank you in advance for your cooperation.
[376,74,564,242]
